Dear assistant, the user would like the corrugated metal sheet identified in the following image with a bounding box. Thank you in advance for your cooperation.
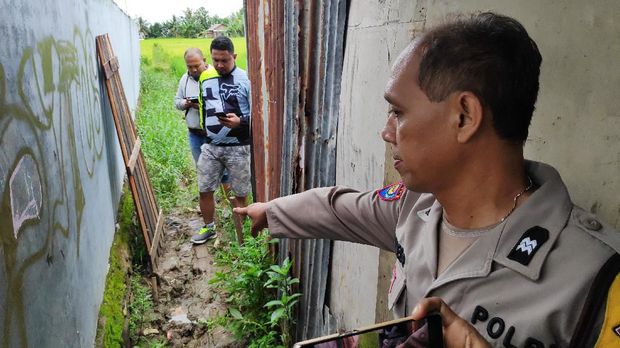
[246,0,285,202]
[246,0,349,341]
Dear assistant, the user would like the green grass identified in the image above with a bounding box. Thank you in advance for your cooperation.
[141,37,248,80]
[136,64,196,212]
[128,273,155,346]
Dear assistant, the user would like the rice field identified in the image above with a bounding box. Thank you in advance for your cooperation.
[140,37,248,79]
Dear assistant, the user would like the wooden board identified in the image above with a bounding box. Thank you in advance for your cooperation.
[96,34,164,273]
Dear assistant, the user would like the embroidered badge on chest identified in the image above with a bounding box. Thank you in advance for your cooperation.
[377,182,405,201]
[507,226,549,265]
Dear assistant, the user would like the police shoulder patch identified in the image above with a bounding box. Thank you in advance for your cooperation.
[377,182,405,201]
[507,226,549,265]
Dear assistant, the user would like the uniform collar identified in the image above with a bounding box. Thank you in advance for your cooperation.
[492,161,573,280]
[431,216,504,289]
[420,161,573,290]
[419,198,504,293]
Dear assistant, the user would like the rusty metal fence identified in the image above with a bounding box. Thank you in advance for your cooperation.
[246,0,349,341]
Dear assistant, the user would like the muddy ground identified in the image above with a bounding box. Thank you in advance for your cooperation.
[139,210,244,348]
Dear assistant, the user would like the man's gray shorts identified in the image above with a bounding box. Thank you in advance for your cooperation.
[197,143,251,196]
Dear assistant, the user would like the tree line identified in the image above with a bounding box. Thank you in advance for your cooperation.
[136,7,245,38]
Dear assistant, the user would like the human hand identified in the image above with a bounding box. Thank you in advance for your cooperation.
[411,297,490,348]
[218,113,241,128]
[184,98,199,110]
[233,202,269,235]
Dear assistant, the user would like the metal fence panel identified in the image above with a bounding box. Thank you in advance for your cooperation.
[246,0,349,341]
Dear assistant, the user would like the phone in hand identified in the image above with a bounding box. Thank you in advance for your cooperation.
[187,97,199,103]
[215,111,229,119]
[292,314,443,348]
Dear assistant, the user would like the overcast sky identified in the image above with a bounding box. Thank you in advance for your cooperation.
[114,0,243,23]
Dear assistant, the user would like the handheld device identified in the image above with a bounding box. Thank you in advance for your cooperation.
[215,111,229,119]
[188,97,199,103]
[293,314,443,348]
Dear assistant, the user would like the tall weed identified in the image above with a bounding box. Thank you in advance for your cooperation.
[128,273,155,344]
[209,232,301,348]
[136,65,196,211]
[264,257,301,347]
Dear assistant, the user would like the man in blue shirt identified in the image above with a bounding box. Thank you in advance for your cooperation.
[193,36,252,244]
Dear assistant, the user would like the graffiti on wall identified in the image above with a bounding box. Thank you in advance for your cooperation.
[0,28,105,347]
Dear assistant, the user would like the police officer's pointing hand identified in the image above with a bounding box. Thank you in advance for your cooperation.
[234,203,269,235]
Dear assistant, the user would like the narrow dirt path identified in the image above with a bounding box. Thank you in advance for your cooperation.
[149,212,242,347]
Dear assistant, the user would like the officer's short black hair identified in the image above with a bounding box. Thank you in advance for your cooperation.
[418,12,542,144]
[210,36,235,54]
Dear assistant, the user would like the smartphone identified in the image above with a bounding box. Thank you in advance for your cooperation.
[293,314,443,348]
[188,97,199,103]
[215,111,229,119]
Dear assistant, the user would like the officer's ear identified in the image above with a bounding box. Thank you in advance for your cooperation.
[451,91,484,144]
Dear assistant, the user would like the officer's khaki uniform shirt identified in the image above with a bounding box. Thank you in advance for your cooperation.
[266,161,620,347]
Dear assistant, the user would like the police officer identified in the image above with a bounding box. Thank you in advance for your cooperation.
[235,12,620,347]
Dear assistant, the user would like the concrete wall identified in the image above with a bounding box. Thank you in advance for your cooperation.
[332,0,620,328]
[332,0,423,330]
[0,0,139,346]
